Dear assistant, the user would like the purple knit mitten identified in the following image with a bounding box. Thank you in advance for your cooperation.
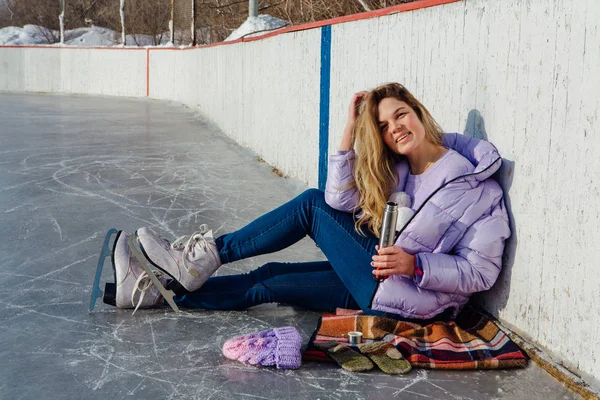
[222,326,302,369]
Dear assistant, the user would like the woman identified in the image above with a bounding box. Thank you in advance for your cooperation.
[103,83,510,321]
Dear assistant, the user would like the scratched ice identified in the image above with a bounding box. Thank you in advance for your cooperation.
[0,93,579,399]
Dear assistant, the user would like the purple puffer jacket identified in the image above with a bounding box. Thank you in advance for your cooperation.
[325,133,511,319]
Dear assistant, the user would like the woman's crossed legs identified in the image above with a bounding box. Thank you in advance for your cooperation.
[175,188,380,313]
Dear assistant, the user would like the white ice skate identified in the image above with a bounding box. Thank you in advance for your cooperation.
[89,229,180,313]
[135,225,221,292]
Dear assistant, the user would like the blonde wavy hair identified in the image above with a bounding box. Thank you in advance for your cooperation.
[352,83,444,236]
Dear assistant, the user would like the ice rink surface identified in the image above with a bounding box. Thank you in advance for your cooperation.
[0,93,580,399]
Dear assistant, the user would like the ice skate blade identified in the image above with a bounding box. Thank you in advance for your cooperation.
[89,229,118,312]
[128,236,180,313]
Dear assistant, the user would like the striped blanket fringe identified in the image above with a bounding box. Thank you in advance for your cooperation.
[303,307,528,369]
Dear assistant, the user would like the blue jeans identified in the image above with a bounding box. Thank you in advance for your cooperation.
[174,188,381,314]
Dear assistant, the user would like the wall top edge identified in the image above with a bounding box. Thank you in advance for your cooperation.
[0,0,462,52]
[243,0,462,42]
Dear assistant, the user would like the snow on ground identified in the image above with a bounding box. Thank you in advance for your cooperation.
[225,15,288,41]
[64,26,120,46]
[0,24,167,46]
[0,25,58,46]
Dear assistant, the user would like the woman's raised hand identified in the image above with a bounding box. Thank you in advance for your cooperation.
[339,91,368,151]
[347,91,369,125]
[371,245,416,278]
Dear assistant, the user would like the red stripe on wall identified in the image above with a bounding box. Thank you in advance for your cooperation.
[242,0,462,43]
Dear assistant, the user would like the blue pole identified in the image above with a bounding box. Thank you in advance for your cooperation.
[318,25,332,190]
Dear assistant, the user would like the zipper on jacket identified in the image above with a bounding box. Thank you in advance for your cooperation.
[395,156,502,238]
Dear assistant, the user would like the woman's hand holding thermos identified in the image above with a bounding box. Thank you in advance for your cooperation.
[372,193,416,281]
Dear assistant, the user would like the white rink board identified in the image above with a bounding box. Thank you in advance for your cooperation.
[0,0,599,387]
[0,48,61,92]
[0,47,146,97]
[149,29,322,187]
[59,48,146,96]
[330,0,600,384]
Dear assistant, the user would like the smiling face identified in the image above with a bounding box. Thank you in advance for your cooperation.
[377,97,427,156]
[351,83,443,236]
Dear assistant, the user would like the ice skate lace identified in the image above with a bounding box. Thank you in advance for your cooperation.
[132,270,164,315]
[170,224,211,271]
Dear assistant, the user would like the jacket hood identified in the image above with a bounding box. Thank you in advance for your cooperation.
[443,133,502,181]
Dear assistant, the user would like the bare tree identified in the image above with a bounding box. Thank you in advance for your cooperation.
[0,0,60,43]
[356,0,372,12]
[124,0,170,46]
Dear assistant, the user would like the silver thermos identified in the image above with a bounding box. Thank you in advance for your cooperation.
[376,202,398,281]
[379,201,398,248]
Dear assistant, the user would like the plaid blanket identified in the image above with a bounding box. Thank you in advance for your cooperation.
[304,308,528,369]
